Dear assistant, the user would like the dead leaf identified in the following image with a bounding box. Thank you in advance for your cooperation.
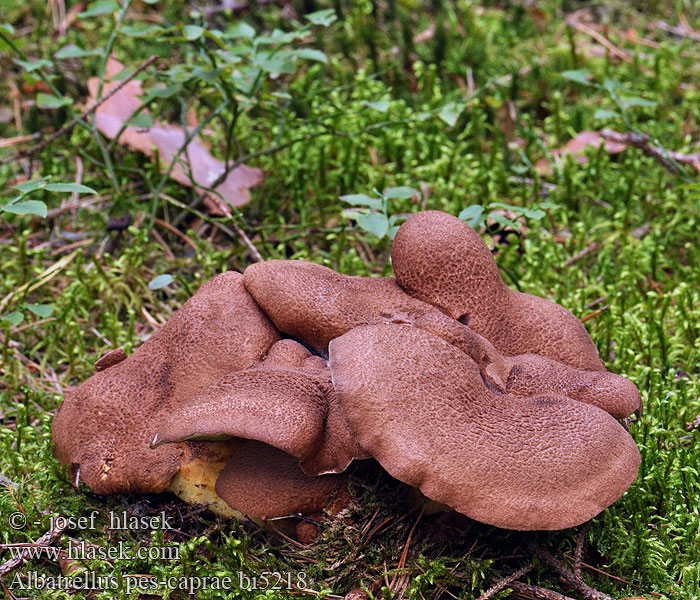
[535,131,627,174]
[87,58,263,213]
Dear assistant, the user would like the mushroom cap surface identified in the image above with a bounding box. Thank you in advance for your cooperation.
[243,260,434,351]
[152,367,327,461]
[153,361,369,477]
[214,441,348,519]
[391,210,605,371]
[414,311,640,418]
[329,323,640,530]
[52,271,280,494]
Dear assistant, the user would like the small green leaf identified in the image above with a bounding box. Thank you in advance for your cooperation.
[387,225,400,240]
[184,25,204,41]
[79,0,120,18]
[126,113,155,128]
[363,100,390,113]
[339,194,383,210]
[25,303,54,318]
[438,102,461,127]
[602,78,625,92]
[13,179,46,194]
[458,205,485,228]
[296,48,328,63]
[44,183,97,194]
[1,311,24,326]
[488,212,519,230]
[560,69,593,85]
[0,24,15,35]
[593,109,619,120]
[305,9,337,26]
[383,186,418,200]
[342,208,369,220]
[36,93,72,109]
[54,44,100,59]
[356,212,389,238]
[148,274,174,290]
[192,67,222,82]
[255,51,297,75]
[14,58,53,72]
[2,200,47,217]
[121,24,164,37]
[223,22,256,39]
[619,96,657,109]
[144,84,181,99]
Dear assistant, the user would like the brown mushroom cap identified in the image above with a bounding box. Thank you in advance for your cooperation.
[414,311,640,418]
[152,367,327,461]
[242,260,435,352]
[328,323,640,530]
[214,441,348,519]
[391,211,605,371]
[153,360,369,477]
[52,272,280,494]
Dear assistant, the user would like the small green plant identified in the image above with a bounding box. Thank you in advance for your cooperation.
[1,302,54,326]
[1,178,95,218]
[340,186,420,239]
[458,200,558,230]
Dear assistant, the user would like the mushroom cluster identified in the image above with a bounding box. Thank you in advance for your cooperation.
[52,210,641,533]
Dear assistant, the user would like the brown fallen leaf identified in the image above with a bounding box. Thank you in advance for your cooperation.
[535,131,627,174]
[87,58,263,213]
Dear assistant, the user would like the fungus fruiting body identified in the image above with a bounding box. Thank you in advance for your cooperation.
[392,210,606,371]
[52,210,641,535]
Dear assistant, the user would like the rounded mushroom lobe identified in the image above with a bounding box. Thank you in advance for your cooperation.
[52,271,280,495]
[214,441,349,519]
[259,339,313,369]
[152,367,327,462]
[391,210,605,371]
[242,260,435,351]
[153,361,369,477]
[504,354,642,419]
[414,311,641,418]
[329,323,640,530]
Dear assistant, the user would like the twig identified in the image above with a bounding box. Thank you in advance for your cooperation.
[508,581,576,600]
[568,21,632,63]
[651,20,700,42]
[153,217,197,252]
[601,129,700,174]
[476,563,534,600]
[0,55,158,165]
[0,134,40,149]
[585,296,608,310]
[0,523,65,578]
[574,522,590,580]
[562,553,664,598]
[580,305,609,323]
[526,539,613,600]
[230,220,263,263]
[563,242,599,268]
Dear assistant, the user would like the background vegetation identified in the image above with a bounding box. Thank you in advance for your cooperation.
[1,0,699,598]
